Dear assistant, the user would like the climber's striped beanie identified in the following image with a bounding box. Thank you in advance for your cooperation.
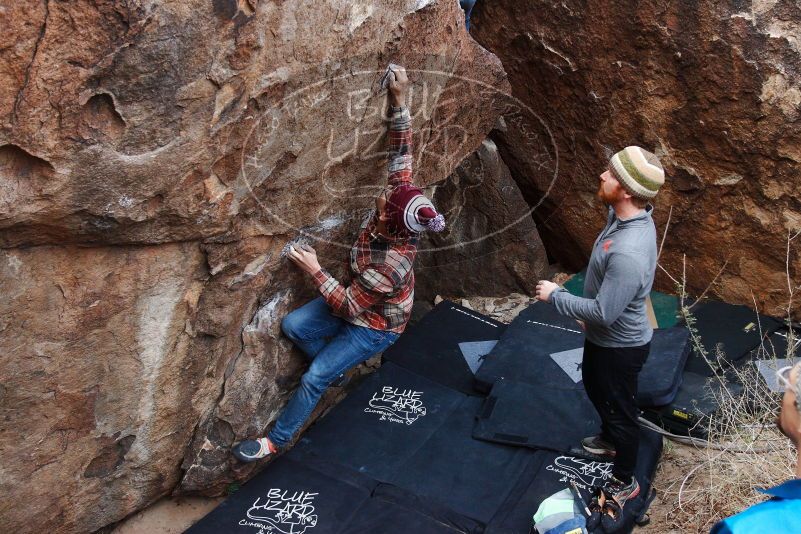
[387,184,446,234]
[609,146,665,199]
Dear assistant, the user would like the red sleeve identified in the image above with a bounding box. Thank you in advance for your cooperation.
[387,106,413,186]
[312,267,395,320]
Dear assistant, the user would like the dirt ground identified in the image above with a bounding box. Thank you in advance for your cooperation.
[111,497,223,534]
[638,442,705,533]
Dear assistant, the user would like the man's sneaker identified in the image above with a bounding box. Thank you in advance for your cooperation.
[605,475,640,510]
[581,434,616,457]
[599,476,640,530]
[232,437,276,463]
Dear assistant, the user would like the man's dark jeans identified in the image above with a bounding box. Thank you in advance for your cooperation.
[582,338,651,482]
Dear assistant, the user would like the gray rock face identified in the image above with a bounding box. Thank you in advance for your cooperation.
[0,1,515,532]
[472,0,801,317]
[416,138,550,299]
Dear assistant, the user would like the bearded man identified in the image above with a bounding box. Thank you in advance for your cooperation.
[535,147,665,513]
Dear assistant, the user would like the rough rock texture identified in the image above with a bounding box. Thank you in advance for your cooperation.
[416,137,550,299]
[0,1,510,532]
[473,0,801,318]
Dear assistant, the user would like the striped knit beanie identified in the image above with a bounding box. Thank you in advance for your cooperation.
[386,184,446,234]
[609,146,665,199]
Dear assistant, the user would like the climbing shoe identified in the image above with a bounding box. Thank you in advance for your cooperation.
[232,437,276,463]
[605,475,640,511]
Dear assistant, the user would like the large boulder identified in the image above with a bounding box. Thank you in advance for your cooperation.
[0,243,206,532]
[472,0,801,317]
[0,1,510,532]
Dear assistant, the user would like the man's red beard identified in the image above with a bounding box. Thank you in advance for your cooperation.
[597,182,613,205]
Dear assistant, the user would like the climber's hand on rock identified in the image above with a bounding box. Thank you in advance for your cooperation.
[388,65,408,107]
[288,244,321,275]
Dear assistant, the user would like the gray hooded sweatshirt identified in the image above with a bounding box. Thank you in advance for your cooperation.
[551,205,657,348]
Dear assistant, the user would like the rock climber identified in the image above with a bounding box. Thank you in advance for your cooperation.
[233,65,446,462]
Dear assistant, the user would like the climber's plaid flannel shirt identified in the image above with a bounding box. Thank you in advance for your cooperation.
[312,106,417,333]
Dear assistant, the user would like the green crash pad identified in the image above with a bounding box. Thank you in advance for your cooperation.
[563,269,680,328]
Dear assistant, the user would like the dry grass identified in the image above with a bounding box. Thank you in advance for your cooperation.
[650,342,796,532]
[647,228,800,532]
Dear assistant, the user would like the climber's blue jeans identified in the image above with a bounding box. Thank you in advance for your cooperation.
[460,0,476,30]
[268,297,399,448]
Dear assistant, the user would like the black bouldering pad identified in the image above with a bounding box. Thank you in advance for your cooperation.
[292,370,537,524]
[474,302,690,408]
[752,327,801,393]
[388,395,538,524]
[343,484,484,534]
[474,302,585,393]
[383,300,505,395]
[685,299,782,374]
[190,454,484,534]
[540,326,692,407]
[642,301,786,438]
[472,378,599,452]
[486,428,663,534]
[290,362,465,481]
[642,371,744,439]
[637,326,691,407]
[186,455,374,534]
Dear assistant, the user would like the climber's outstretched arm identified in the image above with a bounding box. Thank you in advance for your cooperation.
[387,65,413,187]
